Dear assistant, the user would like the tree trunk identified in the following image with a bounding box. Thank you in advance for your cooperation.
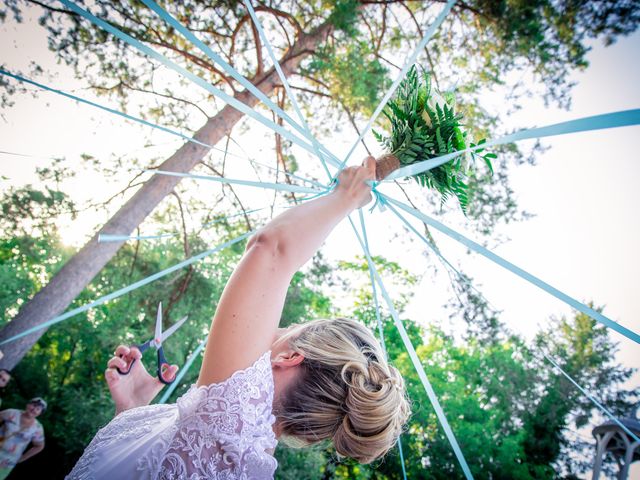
[0,20,335,369]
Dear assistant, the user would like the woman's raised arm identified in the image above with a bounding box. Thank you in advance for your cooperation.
[197,158,376,386]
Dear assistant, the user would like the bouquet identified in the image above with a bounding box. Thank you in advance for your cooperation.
[373,66,495,213]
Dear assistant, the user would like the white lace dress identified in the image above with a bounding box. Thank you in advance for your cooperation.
[66,351,278,480]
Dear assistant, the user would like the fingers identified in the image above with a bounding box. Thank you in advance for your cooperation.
[114,345,130,358]
[363,156,376,176]
[114,345,141,360]
[104,368,120,386]
[129,346,142,360]
[163,364,179,383]
[107,356,129,371]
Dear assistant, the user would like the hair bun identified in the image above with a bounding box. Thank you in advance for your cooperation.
[335,361,410,464]
[276,318,410,464]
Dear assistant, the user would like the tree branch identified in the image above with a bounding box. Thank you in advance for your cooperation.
[198,161,253,231]
[400,3,441,88]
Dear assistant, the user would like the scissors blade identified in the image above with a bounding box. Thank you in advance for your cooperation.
[161,315,188,343]
[155,302,163,346]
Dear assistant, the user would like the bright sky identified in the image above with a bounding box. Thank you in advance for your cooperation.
[1,6,639,475]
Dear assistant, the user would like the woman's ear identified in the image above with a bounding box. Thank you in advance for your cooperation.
[272,350,304,368]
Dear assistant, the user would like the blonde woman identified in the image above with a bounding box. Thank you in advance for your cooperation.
[67,158,410,479]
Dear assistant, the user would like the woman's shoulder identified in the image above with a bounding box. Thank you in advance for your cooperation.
[178,350,274,415]
[0,408,20,420]
[157,351,278,479]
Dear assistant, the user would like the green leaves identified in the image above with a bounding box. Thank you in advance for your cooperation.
[375,66,495,214]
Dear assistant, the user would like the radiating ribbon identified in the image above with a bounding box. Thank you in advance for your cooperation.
[543,352,640,443]
[140,0,341,169]
[384,109,640,181]
[349,215,474,479]
[147,169,324,195]
[339,0,456,170]
[383,194,640,345]
[0,231,254,345]
[358,209,409,480]
[0,69,323,190]
[243,0,334,177]
[57,0,328,161]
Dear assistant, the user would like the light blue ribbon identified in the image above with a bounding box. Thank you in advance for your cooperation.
[98,207,272,243]
[243,0,334,178]
[98,233,176,243]
[0,69,324,190]
[0,69,213,149]
[339,0,456,170]
[147,169,324,195]
[0,231,254,345]
[357,210,408,480]
[367,181,389,213]
[57,0,327,161]
[385,200,475,287]
[543,352,640,443]
[159,335,208,404]
[140,0,341,169]
[348,216,474,479]
[383,195,640,345]
[384,109,640,181]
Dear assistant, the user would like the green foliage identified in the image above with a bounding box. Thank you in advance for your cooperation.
[374,66,494,213]
[305,40,389,117]
[325,0,360,37]
[0,227,636,478]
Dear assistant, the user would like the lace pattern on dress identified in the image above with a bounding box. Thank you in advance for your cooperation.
[66,404,176,480]
[146,351,278,480]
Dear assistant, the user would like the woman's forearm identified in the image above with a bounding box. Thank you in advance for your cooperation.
[257,189,357,273]
[257,160,375,273]
[19,444,43,462]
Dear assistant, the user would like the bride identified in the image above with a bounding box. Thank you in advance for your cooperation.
[67,158,410,479]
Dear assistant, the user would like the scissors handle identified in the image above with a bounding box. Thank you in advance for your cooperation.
[157,347,176,385]
[116,343,149,376]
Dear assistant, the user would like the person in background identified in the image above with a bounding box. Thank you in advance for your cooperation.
[0,397,46,479]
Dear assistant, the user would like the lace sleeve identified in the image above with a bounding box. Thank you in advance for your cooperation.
[154,351,278,480]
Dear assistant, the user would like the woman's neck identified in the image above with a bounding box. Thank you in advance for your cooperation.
[21,411,35,422]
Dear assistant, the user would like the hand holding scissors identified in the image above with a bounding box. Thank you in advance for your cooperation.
[116,302,188,385]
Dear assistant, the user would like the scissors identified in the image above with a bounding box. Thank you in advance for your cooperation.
[117,302,188,385]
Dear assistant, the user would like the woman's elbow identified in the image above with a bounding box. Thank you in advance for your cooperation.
[246,228,288,259]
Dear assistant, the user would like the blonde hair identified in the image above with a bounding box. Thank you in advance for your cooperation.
[276,318,410,464]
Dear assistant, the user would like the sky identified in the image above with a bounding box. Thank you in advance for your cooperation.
[1,4,639,476]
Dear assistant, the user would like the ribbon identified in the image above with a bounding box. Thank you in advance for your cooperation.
[543,352,640,443]
[139,0,340,169]
[243,0,334,177]
[358,209,408,479]
[348,216,474,479]
[384,109,640,181]
[147,169,324,195]
[339,0,456,170]
[0,231,254,345]
[57,0,329,162]
[383,194,640,345]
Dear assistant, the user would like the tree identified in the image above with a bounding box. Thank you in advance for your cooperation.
[0,0,341,367]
